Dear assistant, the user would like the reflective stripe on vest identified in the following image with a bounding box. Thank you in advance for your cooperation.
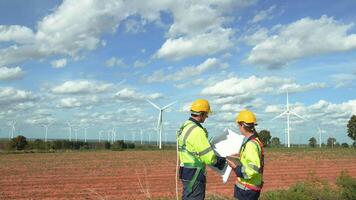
[236,181,262,192]
[178,122,204,193]
[248,163,261,173]
[178,123,213,160]
[251,138,264,174]
[236,135,264,189]
[183,124,198,145]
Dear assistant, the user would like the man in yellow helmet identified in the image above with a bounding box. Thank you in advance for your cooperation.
[177,99,226,200]
[226,109,264,200]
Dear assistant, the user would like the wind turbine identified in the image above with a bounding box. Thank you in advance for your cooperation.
[74,127,78,142]
[67,122,73,141]
[317,126,325,148]
[41,122,54,142]
[140,129,143,145]
[99,130,103,143]
[83,126,88,143]
[8,120,17,140]
[148,131,151,144]
[272,91,306,148]
[146,99,176,149]
[132,132,135,143]
[110,127,116,144]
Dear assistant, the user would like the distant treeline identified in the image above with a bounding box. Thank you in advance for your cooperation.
[0,135,175,152]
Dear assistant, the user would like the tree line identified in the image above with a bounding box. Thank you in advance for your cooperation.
[257,115,356,148]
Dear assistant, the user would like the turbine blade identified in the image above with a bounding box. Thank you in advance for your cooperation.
[146,99,161,110]
[271,110,288,121]
[162,101,177,110]
[286,91,289,109]
[290,111,306,121]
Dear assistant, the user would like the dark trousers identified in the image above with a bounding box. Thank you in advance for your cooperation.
[182,180,206,200]
[234,185,260,200]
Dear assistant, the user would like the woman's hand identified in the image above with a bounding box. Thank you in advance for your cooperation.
[226,158,237,169]
[226,153,241,169]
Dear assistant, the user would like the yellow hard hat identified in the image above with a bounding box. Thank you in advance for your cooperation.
[191,99,211,114]
[236,109,257,124]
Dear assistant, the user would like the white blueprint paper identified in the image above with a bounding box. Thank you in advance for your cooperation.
[209,128,244,183]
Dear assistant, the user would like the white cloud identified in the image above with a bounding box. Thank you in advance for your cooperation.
[0,87,37,106]
[155,28,234,60]
[246,15,356,68]
[143,58,227,83]
[179,102,192,113]
[330,73,356,88]
[25,115,55,125]
[57,95,100,109]
[220,104,245,112]
[242,28,269,46]
[0,66,24,80]
[0,25,35,44]
[211,94,255,105]
[0,0,257,66]
[265,99,356,127]
[201,75,290,96]
[0,0,130,66]
[250,5,276,24]
[57,97,82,108]
[124,18,146,33]
[105,57,126,67]
[265,105,283,113]
[133,60,147,68]
[51,80,113,95]
[154,0,257,60]
[51,58,67,68]
[279,82,326,93]
[115,88,162,101]
[174,78,205,89]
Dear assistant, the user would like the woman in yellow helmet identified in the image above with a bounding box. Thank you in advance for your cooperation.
[226,109,264,200]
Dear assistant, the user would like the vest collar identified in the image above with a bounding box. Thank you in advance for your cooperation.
[189,117,203,129]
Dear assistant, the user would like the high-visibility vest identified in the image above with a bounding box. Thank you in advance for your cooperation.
[235,135,264,192]
[177,119,216,191]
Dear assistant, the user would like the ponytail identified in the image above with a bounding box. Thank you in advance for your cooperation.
[239,122,260,139]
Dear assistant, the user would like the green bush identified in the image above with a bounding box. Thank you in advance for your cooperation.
[29,139,47,150]
[112,140,125,151]
[341,143,349,148]
[337,171,356,200]
[261,171,356,200]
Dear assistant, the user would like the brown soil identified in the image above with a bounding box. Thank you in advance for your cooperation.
[0,150,355,199]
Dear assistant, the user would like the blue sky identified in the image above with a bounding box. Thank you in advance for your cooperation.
[0,0,355,145]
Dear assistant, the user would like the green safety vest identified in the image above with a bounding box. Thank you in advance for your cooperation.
[236,136,264,192]
[177,120,216,192]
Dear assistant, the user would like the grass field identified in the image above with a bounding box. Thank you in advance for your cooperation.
[0,148,355,199]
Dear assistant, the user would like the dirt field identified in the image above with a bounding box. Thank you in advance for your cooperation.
[1,149,355,199]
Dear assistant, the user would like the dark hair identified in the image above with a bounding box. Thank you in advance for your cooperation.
[238,122,260,139]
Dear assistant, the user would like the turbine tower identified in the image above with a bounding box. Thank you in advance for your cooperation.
[110,127,116,144]
[317,126,325,148]
[8,120,17,140]
[272,91,306,148]
[99,130,103,143]
[41,122,54,142]
[140,129,143,145]
[146,99,176,149]
[67,122,73,141]
[83,127,88,143]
